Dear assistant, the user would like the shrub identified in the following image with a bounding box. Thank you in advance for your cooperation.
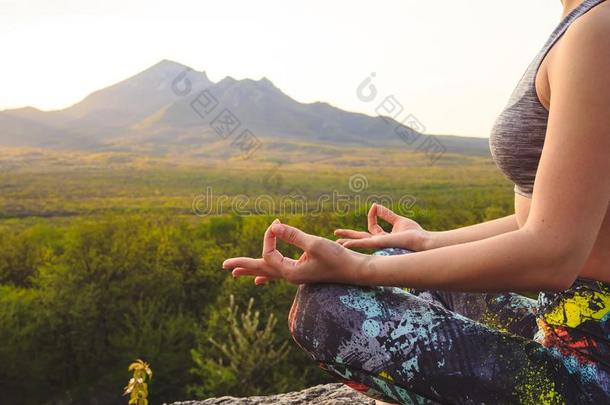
[188,294,290,398]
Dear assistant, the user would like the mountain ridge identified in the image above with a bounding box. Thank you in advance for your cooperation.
[0,59,491,157]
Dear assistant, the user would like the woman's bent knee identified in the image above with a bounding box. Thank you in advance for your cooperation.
[288,282,422,363]
[288,282,374,361]
[288,283,336,357]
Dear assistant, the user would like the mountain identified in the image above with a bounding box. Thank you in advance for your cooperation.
[0,60,491,157]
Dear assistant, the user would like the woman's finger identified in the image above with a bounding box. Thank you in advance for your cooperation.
[367,203,387,235]
[262,219,284,268]
[343,233,406,249]
[334,229,371,239]
[262,219,280,256]
[337,237,369,244]
[230,268,276,284]
[376,204,401,225]
[231,267,267,277]
[270,223,317,252]
[255,276,275,284]
[223,256,264,270]
[223,257,279,278]
[343,238,382,249]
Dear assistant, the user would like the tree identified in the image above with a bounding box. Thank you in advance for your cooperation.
[189,294,290,398]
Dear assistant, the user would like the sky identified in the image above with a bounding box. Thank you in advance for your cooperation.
[0,0,564,137]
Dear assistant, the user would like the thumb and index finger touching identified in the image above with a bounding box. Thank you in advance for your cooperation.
[262,219,318,269]
[262,203,400,265]
[224,220,320,281]
[265,204,400,253]
[368,203,400,234]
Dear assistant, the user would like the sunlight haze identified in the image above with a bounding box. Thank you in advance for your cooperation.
[0,0,563,137]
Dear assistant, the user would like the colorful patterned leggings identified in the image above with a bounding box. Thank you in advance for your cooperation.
[288,248,610,404]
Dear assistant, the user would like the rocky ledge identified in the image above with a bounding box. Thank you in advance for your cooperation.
[164,383,376,405]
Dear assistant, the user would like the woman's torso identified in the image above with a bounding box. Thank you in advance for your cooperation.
[497,0,610,380]
[492,0,610,283]
[513,30,610,281]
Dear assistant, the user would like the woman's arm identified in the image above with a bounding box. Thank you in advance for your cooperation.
[365,14,610,292]
[226,217,570,291]
[335,203,518,251]
[367,227,568,292]
[223,16,610,292]
[424,214,518,250]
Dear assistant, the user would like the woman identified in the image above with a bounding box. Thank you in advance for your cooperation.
[223,0,610,403]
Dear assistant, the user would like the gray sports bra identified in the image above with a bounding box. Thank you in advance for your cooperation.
[489,0,607,198]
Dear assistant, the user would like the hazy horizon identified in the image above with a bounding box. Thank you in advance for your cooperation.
[1,0,564,138]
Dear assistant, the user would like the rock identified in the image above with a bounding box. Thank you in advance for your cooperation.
[164,383,376,405]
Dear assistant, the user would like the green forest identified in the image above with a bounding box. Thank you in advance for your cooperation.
[0,146,516,404]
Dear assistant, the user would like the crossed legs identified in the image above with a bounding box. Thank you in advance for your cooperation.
[287,248,585,404]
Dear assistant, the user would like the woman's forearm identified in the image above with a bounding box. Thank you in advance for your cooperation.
[364,227,575,292]
[424,214,518,250]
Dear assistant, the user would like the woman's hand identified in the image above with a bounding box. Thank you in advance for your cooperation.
[334,203,430,251]
[223,220,372,285]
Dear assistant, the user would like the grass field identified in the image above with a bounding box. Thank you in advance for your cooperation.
[0,142,518,404]
[0,141,512,223]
